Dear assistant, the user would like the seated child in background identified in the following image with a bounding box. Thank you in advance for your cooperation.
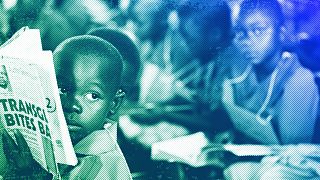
[227,0,318,145]
[2,35,132,179]
[223,0,319,178]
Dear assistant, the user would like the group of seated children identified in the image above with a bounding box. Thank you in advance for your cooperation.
[1,0,320,179]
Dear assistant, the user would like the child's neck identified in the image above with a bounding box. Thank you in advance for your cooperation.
[253,50,282,82]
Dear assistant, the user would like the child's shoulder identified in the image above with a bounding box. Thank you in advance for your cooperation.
[74,122,118,154]
[286,56,316,89]
[68,123,132,179]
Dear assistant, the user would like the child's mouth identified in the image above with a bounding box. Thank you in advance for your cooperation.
[67,125,82,131]
[65,114,82,132]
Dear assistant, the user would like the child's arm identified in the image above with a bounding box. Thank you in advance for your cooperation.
[278,69,318,144]
[2,130,51,179]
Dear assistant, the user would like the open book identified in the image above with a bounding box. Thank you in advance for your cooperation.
[151,132,320,168]
[0,27,77,177]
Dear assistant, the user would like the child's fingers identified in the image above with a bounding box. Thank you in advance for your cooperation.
[13,129,31,154]
[13,129,33,168]
[2,130,19,163]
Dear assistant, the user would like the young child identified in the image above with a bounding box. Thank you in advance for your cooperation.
[2,35,132,179]
[228,0,318,144]
[87,27,147,176]
[223,0,320,178]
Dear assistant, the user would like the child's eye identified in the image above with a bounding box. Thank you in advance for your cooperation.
[234,29,245,39]
[252,27,269,37]
[85,93,101,101]
[253,28,263,36]
[58,87,68,95]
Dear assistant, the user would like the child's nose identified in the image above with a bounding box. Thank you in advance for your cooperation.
[239,37,253,47]
[62,96,83,114]
[71,104,82,114]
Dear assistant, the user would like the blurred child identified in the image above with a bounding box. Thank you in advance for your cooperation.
[2,35,132,179]
[87,27,141,102]
[223,0,319,178]
[229,0,317,145]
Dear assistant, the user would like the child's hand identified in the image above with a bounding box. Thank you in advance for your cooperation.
[201,130,235,169]
[2,129,50,179]
[213,130,234,144]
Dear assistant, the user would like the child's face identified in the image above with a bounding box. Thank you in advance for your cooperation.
[234,10,282,65]
[55,54,118,144]
[0,66,8,89]
[180,16,222,60]
[132,1,164,41]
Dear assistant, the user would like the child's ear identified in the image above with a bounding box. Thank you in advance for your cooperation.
[108,89,126,116]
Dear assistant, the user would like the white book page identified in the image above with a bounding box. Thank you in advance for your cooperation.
[0,27,42,53]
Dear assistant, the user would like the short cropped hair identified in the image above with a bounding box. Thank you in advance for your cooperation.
[177,0,232,48]
[87,28,140,80]
[87,28,141,100]
[239,0,285,28]
[53,35,123,89]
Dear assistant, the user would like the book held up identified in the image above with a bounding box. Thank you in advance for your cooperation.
[0,27,77,178]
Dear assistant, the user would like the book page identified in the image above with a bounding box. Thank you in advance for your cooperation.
[0,28,77,166]
[151,132,210,167]
[27,51,77,166]
[0,27,42,53]
[0,27,78,177]
[0,56,58,175]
